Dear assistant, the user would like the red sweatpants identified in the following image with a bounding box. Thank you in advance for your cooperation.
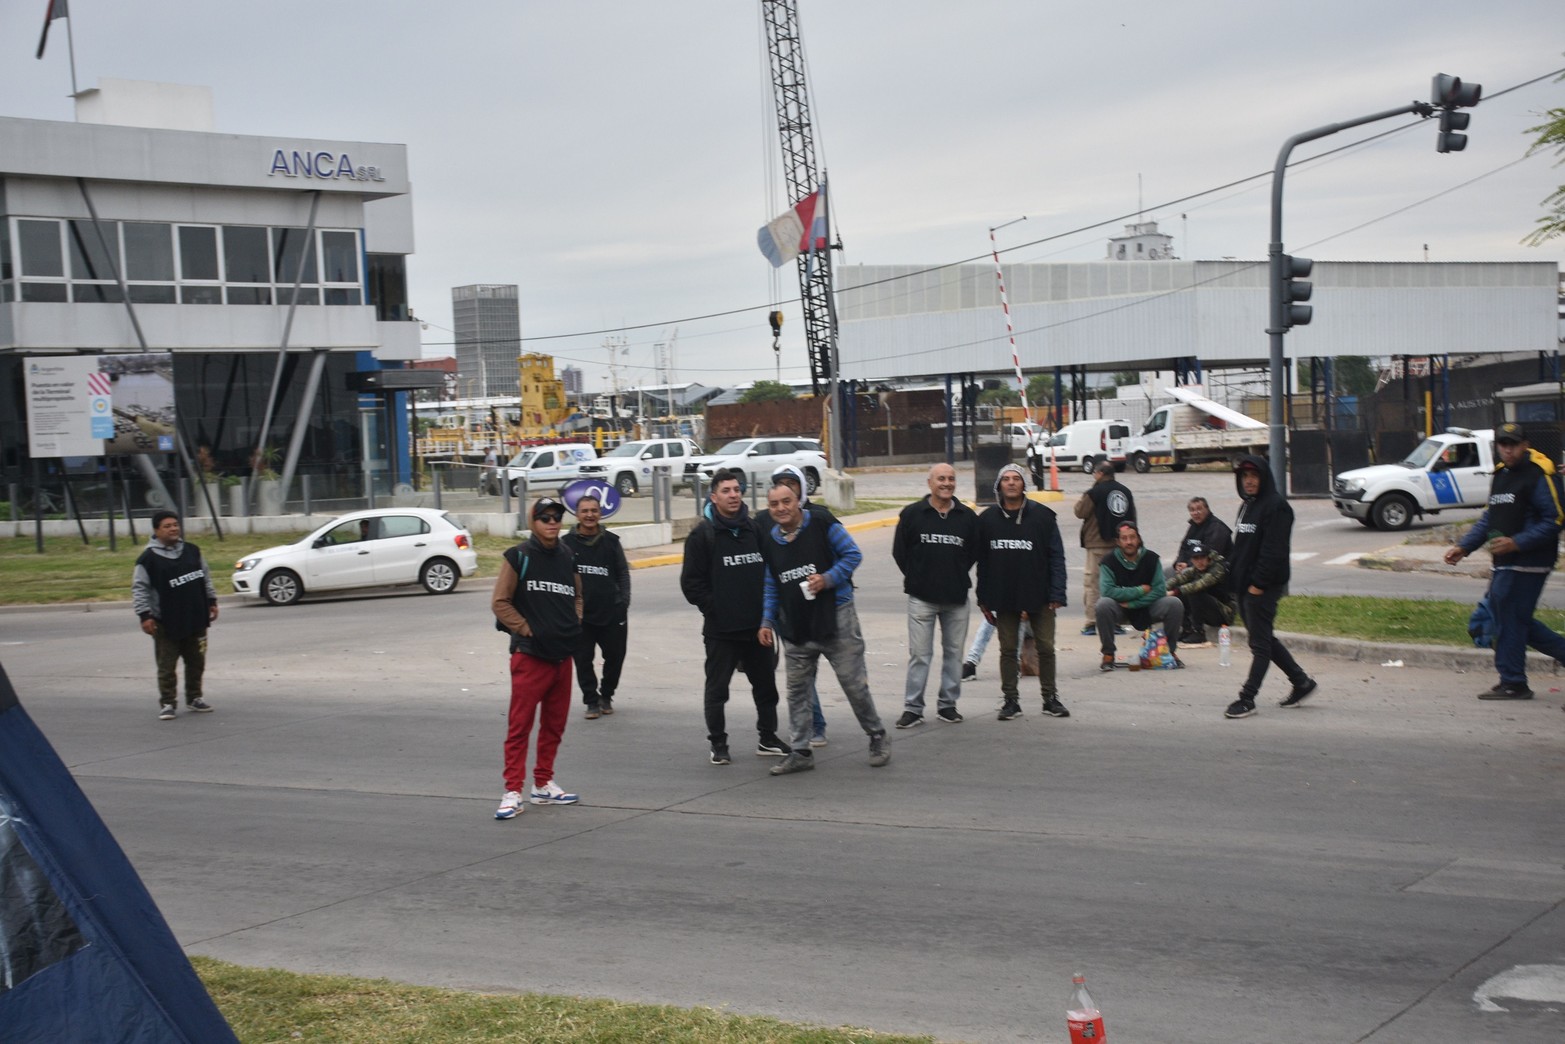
[503,652,573,792]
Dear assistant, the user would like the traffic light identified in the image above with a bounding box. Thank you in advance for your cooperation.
[1431,73,1480,153]
[1280,254,1313,328]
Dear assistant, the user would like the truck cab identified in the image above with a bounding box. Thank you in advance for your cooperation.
[1332,428,1495,530]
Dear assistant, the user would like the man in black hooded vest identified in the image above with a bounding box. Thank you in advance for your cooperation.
[132,510,219,720]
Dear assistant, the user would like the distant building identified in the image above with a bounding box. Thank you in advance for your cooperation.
[1107,220,1175,261]
[452,284,520,398]
[561,365,583,396]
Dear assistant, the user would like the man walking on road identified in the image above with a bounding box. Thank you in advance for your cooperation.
[491,497,584,819]
[133,510,219,720]
[563,493,630,719]
[758,482,890,774]
[1074,460,1135,636]
[977,463,1069,721]
[1224,456,1316,719]
[1444,422,1565,701]
[680,468,791,765]
[891,462,978,728]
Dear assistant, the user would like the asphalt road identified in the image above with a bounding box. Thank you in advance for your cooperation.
[4,466,1564,1042]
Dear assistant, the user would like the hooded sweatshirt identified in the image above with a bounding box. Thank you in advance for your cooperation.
[681,500,768,637]
[132,536,218,640]
[1457,446,1564,571]
[1228,454,1293,594]
[769,463,839,526]
[975,463,1067,612]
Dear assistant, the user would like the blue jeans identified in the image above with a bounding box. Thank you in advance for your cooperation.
[966,618,995,664]
[903,596,970,713]
[1489,567,1565,686]
[782,603,886,751]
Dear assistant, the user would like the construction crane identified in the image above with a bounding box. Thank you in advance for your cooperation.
[761,0,844,466]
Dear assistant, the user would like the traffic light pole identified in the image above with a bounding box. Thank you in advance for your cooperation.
[1267,101,1434,491]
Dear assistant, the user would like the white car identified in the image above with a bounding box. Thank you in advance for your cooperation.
[686,437,829,494]
[576,437,702,496]
[232,507,478,605]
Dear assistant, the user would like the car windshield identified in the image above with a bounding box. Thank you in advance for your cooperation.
[1400,439,1444,469]
[714,440,757,455]
[604,442,646,458]
[506,450,539,468]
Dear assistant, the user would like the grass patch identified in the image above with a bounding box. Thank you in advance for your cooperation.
[193,957,934,1044]
[1278,595,1565,647]
[846,499,904,514]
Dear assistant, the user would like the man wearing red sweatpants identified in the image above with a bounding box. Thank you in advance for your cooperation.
[490,497,584,819]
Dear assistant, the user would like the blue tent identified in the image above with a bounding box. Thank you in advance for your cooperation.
[0,663,238,1043]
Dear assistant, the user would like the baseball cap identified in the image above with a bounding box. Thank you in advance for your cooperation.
[531,497,566,521]
[1235,459,1264,472]
[1189,541,1208,557]
[1496,422,1527,444]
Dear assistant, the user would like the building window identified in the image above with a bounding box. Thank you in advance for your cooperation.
[19,220,64,278]
[178,226,220,280]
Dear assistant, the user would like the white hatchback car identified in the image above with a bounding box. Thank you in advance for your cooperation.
[232,507,478,605]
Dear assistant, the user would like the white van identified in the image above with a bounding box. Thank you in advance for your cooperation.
[498,443,598,497]
[1044,419,1132,473]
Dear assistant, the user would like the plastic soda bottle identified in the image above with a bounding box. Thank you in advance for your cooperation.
[1218,624,1231,667]
[1067,972,1106,1043]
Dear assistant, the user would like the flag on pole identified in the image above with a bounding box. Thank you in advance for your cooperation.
[36,0,68,59]
[757,185,827,268]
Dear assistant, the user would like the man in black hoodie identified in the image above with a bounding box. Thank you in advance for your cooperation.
[1224,456,1316,719]
[1073,461,1135,636]
[891,462,979,727]
[976,463,1069,721]
[563,493,631,719]
[680,468,791,765]
[491,497,585,819]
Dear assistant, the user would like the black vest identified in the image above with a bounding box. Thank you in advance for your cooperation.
[137,542,209,640]
[1102,548,1162,630]
[761,518,838,644]
[504,543,581,661]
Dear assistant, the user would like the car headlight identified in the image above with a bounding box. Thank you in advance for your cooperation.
[1340,477,1366,492]
[235,557,263,571]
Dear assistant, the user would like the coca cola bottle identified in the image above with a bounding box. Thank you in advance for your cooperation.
[1067,971,1106,1043]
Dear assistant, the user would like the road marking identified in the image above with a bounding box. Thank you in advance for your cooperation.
[1289,552,1317,561]
[1324,552,1364,566]
[1474,963,1565,1012]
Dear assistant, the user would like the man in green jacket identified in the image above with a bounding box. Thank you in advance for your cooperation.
[1166,542,1234,646]
[1093,522,1185,670]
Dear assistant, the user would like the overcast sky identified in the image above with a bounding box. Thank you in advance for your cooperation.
[3,1,1561,395]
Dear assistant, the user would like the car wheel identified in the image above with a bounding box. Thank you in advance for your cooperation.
[420,557,460,594]
[261,569,302,606]
[616,472,638,496]
[510,479,523,497]
[1370,493,1415,531]
[1081,456,1097,475]
[1132,452,1151,474]
[803,468,821,495]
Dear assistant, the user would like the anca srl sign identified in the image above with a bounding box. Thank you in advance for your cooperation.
[268,149,386,183]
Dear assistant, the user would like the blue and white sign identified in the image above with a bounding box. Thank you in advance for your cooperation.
[561,479,623,519]
[157,435,175,452]
[89,394,114,438]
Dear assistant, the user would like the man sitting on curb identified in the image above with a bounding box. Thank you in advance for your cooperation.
[1166,542,1233,646]
[1094,522,1185,670]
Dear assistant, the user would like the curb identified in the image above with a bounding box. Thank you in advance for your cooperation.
[629,514,899,571]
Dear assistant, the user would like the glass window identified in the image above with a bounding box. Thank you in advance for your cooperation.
[73,283,124,303]
[127,285,177,304]
[325,519,374,544]
[181,285,222,305]
[19,219,64,277]
[223,226,270,284]
[1,282,12,303]
[68,219,119,280]
[533,451,555,468]
[323,287,361,305]
[21,282,69,302]
[123,223,174,281]
[226,286,272,305]
[277,287,319,306]
[272,227,317,285]
[644,444,664,459]
[380,515,430,538]
[668,444,684,458]
[320,230,359,283]
[0,219,12,280]
[179,226,219,280]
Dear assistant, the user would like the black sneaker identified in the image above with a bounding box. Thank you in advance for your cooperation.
[158,703,176,721]
[599,699,615,715]
[1279,677,1317,707]
[936,706,964,723]
[868,731,890,767]
[1099,655,1116,673]
[895,711,924,729]
[756,735,791,756]
[585,703,602,720]
[187,698,212,712]
[1224,699,1256,719]
[1041,697,1070,718]
[961,661,977,681]
[1477,684,1534,700]
[998,698,1022,720]
[709,746,731,765]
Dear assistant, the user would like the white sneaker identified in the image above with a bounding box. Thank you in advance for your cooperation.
[529,780,580,805]
[494,790,526,820]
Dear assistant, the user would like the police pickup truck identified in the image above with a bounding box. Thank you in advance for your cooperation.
[1332,427,1494,530]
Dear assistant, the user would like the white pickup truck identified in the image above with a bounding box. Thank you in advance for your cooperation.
[1332,428,1495,530]
[1126,389,1271,473]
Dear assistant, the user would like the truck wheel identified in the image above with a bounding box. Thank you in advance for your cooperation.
[615,473,638,496]
[1170,462,1187,473]
[1132,452,1151,474]
[1370,493,1415,531]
